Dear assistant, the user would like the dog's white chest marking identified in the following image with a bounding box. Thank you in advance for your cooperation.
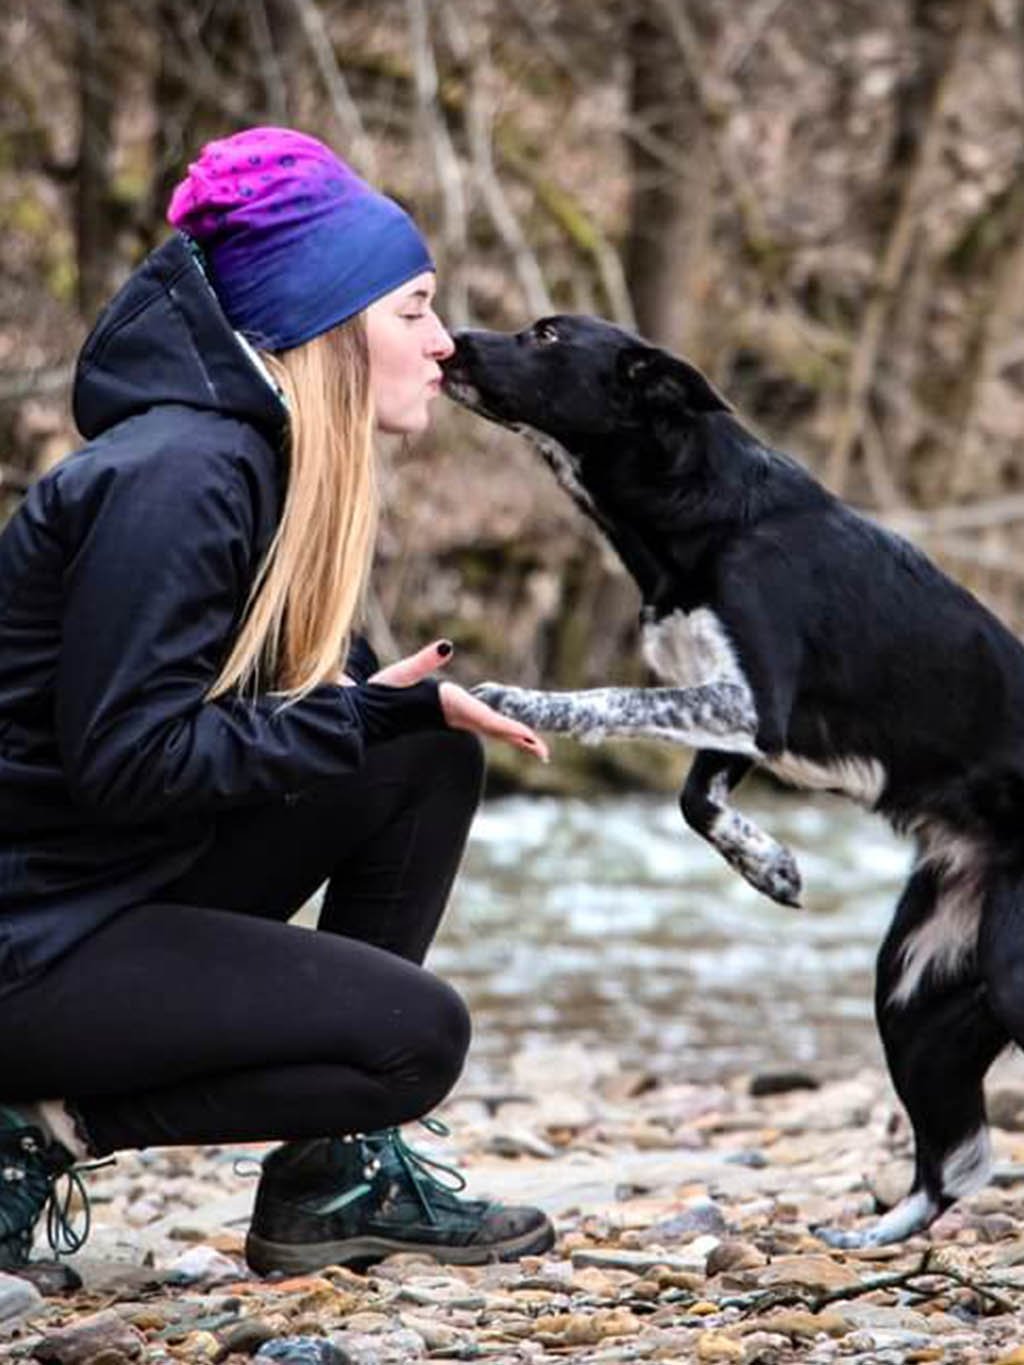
[765,751,887,807]
[642,608,747,689]
[517,425,596,513]
[645,611,886,805]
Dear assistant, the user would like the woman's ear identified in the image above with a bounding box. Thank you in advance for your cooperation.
[617,345,729,415]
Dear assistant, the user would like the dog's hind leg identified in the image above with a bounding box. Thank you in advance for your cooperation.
[978,865,1024,1050]
[471,681,761,755]
[815,867,1006,1248]
[680,751,802,906]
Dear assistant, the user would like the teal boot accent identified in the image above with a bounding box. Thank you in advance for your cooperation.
[245,1121,555,1275]
[0,1107,91,1270]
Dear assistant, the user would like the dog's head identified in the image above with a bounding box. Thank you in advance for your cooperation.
[442,315,728,447]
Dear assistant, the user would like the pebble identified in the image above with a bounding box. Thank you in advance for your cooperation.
[638,1196,728,1243]
[255,1338,350,1364]
[16,1058,1024,1365]
[755,1253,861,1292]
[706,1239,767,1274]
[696,1329,745,1361]
[31,1308,146,1363]
[166,1243,247,1285]
[218,1316,279,1355]
[753,1310,852,1339]
[0,1270,43,1324]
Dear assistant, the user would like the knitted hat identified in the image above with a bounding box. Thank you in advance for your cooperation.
[167,126,434,351]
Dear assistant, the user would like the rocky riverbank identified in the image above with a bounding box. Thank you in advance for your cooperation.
[2,1046,1024,1364]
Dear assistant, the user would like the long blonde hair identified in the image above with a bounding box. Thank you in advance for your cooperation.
[207,315,378,702]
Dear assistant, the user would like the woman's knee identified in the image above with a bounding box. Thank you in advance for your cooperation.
[391,973,472,1111]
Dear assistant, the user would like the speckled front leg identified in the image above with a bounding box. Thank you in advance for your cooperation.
[472,681,762,755]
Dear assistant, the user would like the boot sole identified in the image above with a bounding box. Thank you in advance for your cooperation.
[245,1219,556,1276]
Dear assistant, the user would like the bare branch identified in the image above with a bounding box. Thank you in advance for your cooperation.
[825,0,987,494]
[650,0,775,257]
[290,0,377,177]
[465,47,553,317]
[248,0,290,123]
[720,0,798,78]
[0,367,73,404]
[406,0,470,324]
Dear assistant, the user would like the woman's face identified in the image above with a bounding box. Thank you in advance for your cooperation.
[365,272,455,435]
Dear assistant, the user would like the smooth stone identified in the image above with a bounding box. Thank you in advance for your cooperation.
[695,1330,745,1361]
[749,1071,820,1097]
[845,1330,938,1353]
[255,1338,349,1365]
[166,1244,246,1285]
[0,1271,44,1324]
[706,1239,767,1275]
[756,1254,861,1292]
[638,1197,728,1244]
[571,1242,719,1276]
[841,1305,932,1332]
[3,1262,81,1298]
[219,1317,278,1355]
[326,1333,383,1365]
[31,1308,145,1363]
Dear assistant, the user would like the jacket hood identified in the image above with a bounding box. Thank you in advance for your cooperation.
[72,233,287,442]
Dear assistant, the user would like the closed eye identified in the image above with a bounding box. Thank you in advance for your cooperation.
[533,320,560,346]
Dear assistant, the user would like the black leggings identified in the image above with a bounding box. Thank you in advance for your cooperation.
[0,729,485,1156]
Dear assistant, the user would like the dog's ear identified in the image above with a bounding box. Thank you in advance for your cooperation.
[617,346,729,416]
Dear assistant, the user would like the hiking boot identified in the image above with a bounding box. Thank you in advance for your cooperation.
[0,1107,88,1271]
[245,1123,555,1275]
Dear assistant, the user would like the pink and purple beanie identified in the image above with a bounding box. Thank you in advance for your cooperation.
[167,126,433,352]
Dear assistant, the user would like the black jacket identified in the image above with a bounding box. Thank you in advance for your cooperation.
[0,233,445,991]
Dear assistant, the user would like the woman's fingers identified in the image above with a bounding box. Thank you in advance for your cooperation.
[439,683,550,763]
[369,639,453,687]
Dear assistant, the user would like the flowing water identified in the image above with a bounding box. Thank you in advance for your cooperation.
[430,789,912,1087]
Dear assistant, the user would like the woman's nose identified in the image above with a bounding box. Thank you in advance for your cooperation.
[428,314,456,361]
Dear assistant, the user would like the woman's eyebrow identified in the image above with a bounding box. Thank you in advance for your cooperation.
[404,288,432,304]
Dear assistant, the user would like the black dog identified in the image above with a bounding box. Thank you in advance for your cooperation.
[442,314,1024,1247]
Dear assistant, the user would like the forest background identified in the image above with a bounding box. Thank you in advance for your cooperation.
[2,0,1024,792]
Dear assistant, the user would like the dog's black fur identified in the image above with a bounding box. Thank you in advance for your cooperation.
[442,315,1024,1247]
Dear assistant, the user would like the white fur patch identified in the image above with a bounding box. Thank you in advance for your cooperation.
[865,1189,937,1244]
[765,751,887,807]
[941,1127,992,1199]
[642,608,747,689]
[889,822,985,1008]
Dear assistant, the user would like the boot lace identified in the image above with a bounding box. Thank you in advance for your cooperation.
[370,1118,469,1226]
[0,1131,108,1263]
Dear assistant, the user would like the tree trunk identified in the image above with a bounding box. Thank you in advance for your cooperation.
[624,1,708,350]
[72,0,118,319]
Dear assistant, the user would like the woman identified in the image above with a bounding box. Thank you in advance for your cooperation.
[0,127,554,1276]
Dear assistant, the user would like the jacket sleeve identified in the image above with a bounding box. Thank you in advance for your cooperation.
[54,447,445,824]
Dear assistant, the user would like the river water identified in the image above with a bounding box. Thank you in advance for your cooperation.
[430,789,912,1087]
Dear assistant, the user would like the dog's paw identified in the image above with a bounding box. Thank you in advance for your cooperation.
[741,842,803,907]
[472,681,510,711]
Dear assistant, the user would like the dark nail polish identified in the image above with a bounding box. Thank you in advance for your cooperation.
[437,640,453,657]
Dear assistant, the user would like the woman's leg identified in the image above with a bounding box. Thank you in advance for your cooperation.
[0,902,470,1153]
[162,728,485,964]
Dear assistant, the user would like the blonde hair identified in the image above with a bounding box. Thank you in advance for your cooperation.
[207,315,378,702]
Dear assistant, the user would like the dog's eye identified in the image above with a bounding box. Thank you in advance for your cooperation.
[534,322,559,347]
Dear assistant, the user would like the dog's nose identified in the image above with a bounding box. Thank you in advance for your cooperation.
[440,331,473,376]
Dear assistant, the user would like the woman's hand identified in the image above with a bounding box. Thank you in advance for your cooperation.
[368,640,549,762]
[438,682,549,762]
